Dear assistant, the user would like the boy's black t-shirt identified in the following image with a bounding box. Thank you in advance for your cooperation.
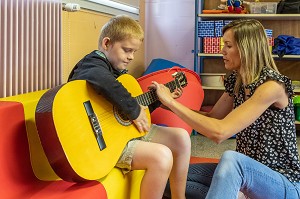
[68,50,159,121]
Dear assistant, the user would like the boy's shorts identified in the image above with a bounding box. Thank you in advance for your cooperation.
[115,124,158,174]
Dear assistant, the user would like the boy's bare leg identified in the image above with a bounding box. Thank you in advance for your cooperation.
[151,126,191,199]
[132,141,173,199]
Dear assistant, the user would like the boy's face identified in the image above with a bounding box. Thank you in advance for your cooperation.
[104,38,142,71]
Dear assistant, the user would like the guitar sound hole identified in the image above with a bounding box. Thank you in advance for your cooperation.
[113,106,132,126]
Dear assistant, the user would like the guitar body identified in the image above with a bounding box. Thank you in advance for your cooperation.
[35,74,149,182]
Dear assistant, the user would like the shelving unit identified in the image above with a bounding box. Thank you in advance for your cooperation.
[194,0,300,125]
[194,1,300,73]
[198,13,300,20]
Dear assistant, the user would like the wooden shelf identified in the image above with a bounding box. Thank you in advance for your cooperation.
[198,14,300,20]
[296,120,300,125]
[198,53,300,59]
[202,86,225,90]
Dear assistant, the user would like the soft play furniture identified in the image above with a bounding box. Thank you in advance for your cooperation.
[0,101,107,199]
[143,58,185,75]
[0,83,216,199]
[138,67,204,135]
[189,156,219,164]
[1,91,144,199]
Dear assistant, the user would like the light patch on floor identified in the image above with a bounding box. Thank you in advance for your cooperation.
[191,133,300,159]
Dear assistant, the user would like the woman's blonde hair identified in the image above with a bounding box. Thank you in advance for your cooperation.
[98,15,144,49]
[222,19,279,93]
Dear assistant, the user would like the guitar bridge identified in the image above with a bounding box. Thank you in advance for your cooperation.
[83,101,106,151]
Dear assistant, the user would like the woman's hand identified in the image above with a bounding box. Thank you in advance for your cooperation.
[171,87,183,99]
[151,81,175,106]
[148,81,183,99]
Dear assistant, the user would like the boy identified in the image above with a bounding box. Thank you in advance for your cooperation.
[68,15,191,199]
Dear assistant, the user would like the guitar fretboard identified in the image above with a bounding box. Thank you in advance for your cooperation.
[135,79,180,106]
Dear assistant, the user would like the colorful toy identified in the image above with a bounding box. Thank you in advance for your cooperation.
[227,0,244,13]
[218,0,227,10]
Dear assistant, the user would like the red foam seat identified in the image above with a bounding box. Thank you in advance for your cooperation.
[137,67,204,135]
[189,156,219,164]
[0,101,107,199]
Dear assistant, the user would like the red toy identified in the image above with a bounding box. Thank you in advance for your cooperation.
[227,0,245,13]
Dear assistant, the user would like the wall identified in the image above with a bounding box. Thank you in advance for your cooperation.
[114,0,139,7]
[143,0,195,70]
[62,9,145,83]
[62,10,109,82]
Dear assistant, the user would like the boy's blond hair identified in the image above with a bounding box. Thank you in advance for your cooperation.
[98,15,144,49]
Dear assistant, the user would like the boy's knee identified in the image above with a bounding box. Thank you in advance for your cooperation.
[174,128,191,149]
[161,151,173,174]
[154,145,173,172]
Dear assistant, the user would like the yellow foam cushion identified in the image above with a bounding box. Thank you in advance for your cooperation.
[99,169,144,199]
[1,91,145,198]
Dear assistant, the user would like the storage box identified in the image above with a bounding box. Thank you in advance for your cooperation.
[265,29,273,37]
[203,37,221,46]
[215,20,224,37]
[203,37,222,54]
[249,2,277,14]
[203,45,221,54]
[294,95,300,121]
[200,73,226,87]
[198,21,215,37]
[295,105,300,121]
[198,20,232,38]
[268,37,274,46]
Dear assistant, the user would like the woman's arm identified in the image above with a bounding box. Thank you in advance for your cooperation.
[191,92,233,118]
[204,92,234,119]
[153,80,288,143]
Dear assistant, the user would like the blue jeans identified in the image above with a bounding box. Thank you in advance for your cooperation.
[164,150,300,199]
[208,150,300,199]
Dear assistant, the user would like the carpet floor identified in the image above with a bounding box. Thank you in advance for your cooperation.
[191,133,300,159]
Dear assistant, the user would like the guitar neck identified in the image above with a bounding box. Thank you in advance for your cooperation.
[136,80,179,106]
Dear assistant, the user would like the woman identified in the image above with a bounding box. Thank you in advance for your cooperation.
[153,19,300,199]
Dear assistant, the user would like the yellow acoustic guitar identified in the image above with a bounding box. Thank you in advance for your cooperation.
[35,72,187,182]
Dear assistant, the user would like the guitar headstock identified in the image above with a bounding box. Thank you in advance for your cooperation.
[172,72,188,88]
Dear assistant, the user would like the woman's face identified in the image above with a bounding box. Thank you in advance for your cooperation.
[221,29,241,71]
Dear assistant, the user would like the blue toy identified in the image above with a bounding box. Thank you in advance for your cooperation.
[227,0,244,13]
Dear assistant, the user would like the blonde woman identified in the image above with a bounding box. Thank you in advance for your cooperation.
[155,19,300,199]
